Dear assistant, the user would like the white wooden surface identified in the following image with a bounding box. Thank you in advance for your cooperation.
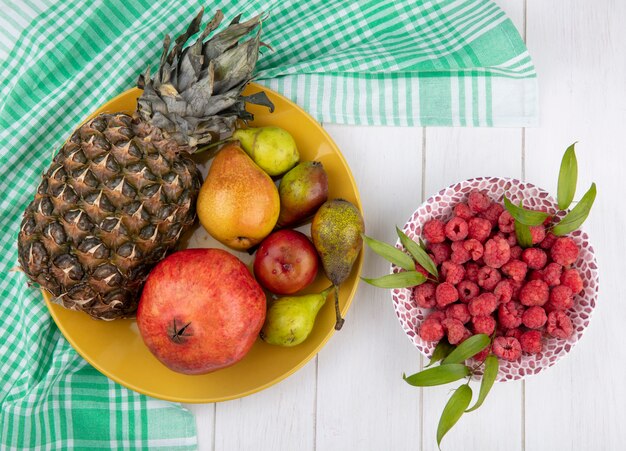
[184,1,626,449]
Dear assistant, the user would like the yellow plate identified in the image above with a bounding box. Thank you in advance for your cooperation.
[43,83,363,403]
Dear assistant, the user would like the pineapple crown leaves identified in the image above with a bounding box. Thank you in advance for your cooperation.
[137,8,274,149]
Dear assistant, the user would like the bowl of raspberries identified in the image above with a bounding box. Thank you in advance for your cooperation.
[391,177,598,381]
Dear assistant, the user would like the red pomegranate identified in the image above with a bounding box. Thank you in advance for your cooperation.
[137,248,266,375]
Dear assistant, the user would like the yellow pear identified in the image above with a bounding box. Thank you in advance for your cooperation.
[197,143,280,251]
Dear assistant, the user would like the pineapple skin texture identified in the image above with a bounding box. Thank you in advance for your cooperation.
[17,113,201,320]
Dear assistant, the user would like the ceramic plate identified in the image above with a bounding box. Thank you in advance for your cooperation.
[391,177,598,381]
[43,83,363,402]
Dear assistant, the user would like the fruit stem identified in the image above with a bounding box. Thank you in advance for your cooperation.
[246,243,260,256]
[170,319,192,343]
[333,284,344,330]
[320,285,335,299]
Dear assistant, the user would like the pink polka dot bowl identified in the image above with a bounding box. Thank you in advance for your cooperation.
[391,177,599,382]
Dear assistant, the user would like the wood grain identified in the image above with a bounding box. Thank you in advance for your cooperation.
[524,1,626,450]
[315,124,424,451]
[213,359,317,451]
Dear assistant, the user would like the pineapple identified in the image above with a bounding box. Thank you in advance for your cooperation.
[17,9,273,320]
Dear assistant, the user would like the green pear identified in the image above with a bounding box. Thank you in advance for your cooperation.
[311,199,364,330]
[233,126,300,177]
[260,287,334,347]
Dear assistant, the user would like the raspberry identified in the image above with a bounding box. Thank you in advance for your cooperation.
[468,190,492,213]
[419,318,445,342]
[529,225,546,244]
[561,268,583,294]
[472,315,496,335]
[546,285,574,311]
[498,301,524,329]
[522,248,548,270]
[505,328,524,341]
[483,236,511,268]
[551,237,579,266]
[494,280,514,305]
[495,231,517,247]
[546,310,574,339]
[413,282,437,309]
[460,328,473,343]
[519,280,549,306]
[498,210,515,233]
[457,280,480,303]
[509,246,523,260]
[468,217,492,243]
[436,282,459,308]
[442,318,468,345]
[477,266,502,291]
[506,233,518,246]
[428,311,446,323]
[415,263,429,277]
[429,242,451,265]
[468,293,497,317]
[445,217,469,242]
[520,330,543,354]
[480,203,504,227]
[509,279,525,301]
[450,241,471,264]
[463,239,484,261]
[536,262,563,287]
[539,232,557,250]
[446,303,471,324]
[464,262,480,282]
[492,336,522,361]
[441,261,465,285]
[423,219,446,244]
[473,347,490,362]
[453,203,474,220]
[522,306,548,329]
[501,259,528,282]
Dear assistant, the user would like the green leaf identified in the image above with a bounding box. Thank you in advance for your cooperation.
[552,183,597,236]
[503,196,550,226]
[442,334,490,365]
[362,234,415,270]
[403,364,470,387]
[396,227,438,278]
[466,355,499,412]
[425,339,455,368]
[437,384,472,448]
[362,271,426,289]
[514,220,533,248]
[557,143,578,210]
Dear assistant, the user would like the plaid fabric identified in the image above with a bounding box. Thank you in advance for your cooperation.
[0,0,536,448]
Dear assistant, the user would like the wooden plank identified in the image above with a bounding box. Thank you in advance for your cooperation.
[421,127,524,451]
[213,358,317,451]
[315,124,423,451]
[496,0,525,34]
[184,403,214,451]
[422,3,527,450]
[524,0,626,449]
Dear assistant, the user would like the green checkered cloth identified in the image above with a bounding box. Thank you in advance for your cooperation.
[0,0,536,448]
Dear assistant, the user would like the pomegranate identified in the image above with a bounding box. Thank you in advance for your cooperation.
[137,248,266,375]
